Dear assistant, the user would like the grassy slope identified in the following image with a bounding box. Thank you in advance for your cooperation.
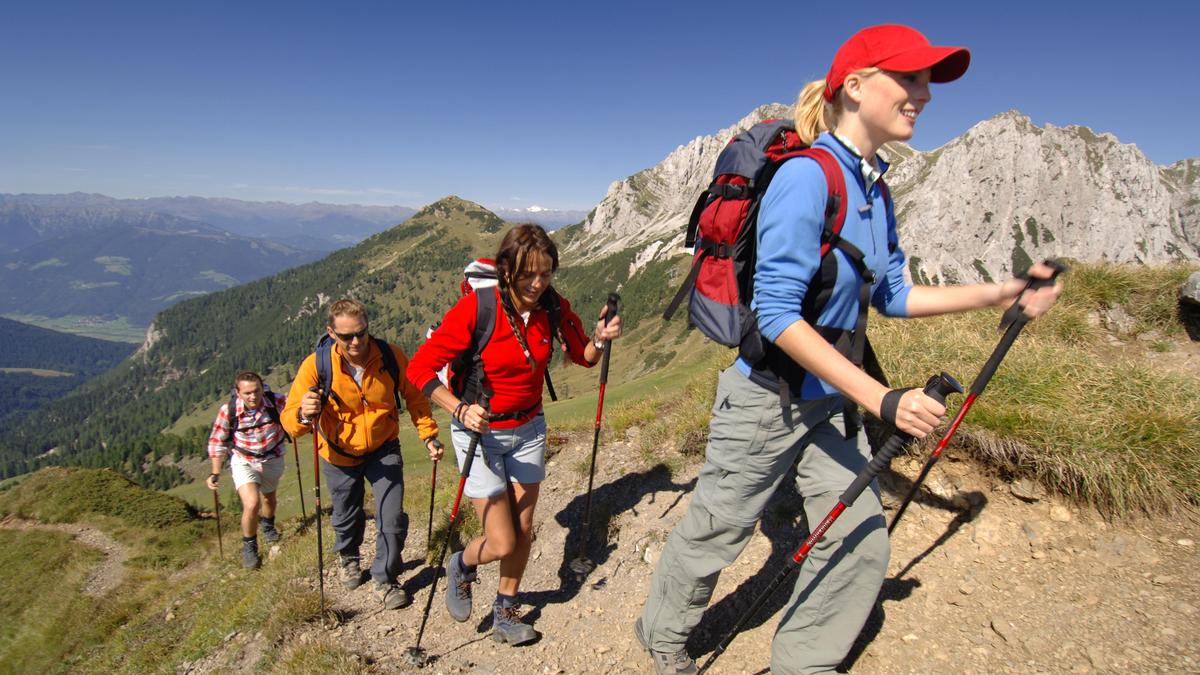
[0,260,1196,670]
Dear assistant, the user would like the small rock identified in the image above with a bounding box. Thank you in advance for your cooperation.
[268,545,282,560]
[532,548,542,561]
[1086,646,1106,669]
[902,633,919,642]
[1169,601,1197,616]
[990,617,1013,642]
[1049,504,1072,522]
[959,582,976,595]
[223,630,238,642]
[643,545,658,565]
[1010,478,1042,501]
[1021,520,1043,545]
[1031,550,1046,560]
[1177,538,1194,547]
[1151,574,1174,586]
[165,611,175,622]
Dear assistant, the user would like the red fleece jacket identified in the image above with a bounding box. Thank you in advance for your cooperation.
[407,288,593,427]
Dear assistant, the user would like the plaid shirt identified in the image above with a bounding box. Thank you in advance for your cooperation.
[207,392,288,462]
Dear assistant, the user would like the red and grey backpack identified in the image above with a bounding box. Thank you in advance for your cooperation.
[663,119,890,401]
[445,259,563,406]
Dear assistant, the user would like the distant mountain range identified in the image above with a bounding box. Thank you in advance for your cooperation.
[0,193,416,253]
[488,205,588,230]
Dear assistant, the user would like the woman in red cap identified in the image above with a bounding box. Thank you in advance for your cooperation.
[635,24,1062,674]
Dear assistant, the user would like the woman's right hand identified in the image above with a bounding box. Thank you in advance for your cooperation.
[885,389,946,438]
[205,474,220,491]
[457,403,490,435]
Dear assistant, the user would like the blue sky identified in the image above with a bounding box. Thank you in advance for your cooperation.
[1,1,1195,210]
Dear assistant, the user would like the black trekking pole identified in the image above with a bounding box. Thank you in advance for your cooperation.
[570,292,620,575]
[406,396,489,668]
[291,437,309,533]
[307,386,329,625]
[697,372,963,674]
[426,439,444,558]
[888,260,1067,534]
[213,488,224,559]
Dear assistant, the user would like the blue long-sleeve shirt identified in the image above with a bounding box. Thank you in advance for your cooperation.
[736,132,912,399]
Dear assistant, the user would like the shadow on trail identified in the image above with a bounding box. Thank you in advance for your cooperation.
[839,491,987,672]
[682,461,984,670]
[517,463,696,624]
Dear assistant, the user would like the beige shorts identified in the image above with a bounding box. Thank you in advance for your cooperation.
[230,452,286,493]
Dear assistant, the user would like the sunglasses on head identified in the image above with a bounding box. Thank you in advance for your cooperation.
[332,327,369,342]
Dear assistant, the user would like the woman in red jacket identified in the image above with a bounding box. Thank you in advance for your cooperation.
[407,224,622,645]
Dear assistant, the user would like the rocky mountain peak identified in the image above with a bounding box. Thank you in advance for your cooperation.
[563,106,1198,284]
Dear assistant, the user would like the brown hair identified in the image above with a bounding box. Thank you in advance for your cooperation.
[234,371,263,387]
[326,298,369,329]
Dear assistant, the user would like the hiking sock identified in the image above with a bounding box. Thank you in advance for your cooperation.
[243,535,258,546]
[495,592,517,609]
[459,554,477,576]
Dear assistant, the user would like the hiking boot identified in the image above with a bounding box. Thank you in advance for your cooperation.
[374,581,410,610]
[634,618,696,674]
[491,601,538,646]
[445,550,476,622]
[339,556,366,590]
[241,538,261,570]
[260,520,281,544]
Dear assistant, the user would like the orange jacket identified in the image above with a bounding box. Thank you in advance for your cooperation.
[282,339,438,467]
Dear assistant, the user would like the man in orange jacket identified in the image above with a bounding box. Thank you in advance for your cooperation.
[283,298,442,610]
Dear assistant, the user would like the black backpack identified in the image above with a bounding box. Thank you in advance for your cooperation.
[225,389,289,458]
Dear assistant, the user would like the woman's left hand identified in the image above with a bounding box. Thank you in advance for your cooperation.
[425,438,445,462]
[999,261,1063,319]
[593,305,622,344]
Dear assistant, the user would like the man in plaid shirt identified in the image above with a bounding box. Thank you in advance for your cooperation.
[207,371,289,569]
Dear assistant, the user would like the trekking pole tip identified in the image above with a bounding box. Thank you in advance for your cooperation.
[403,646,429,667]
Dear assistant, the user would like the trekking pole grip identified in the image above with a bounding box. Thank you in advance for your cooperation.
[841,372,962,505]
[599,293,620,382]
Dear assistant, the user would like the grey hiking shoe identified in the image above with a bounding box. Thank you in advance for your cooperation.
[634,618,696,674]
[339,556,366,590]
[374,581,410,610]
[445,551,476,622]
[492,601,538,646]
[260,521,281,544]
[241,539,261,570]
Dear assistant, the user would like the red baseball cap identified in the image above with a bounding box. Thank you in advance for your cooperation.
[824,24,971,101]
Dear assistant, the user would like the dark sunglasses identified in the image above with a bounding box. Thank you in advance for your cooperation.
[332,327,369,342]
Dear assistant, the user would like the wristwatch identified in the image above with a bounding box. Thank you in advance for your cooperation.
[593,337,607,351]
[297,409,312,425]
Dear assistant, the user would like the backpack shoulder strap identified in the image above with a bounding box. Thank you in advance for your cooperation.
[474,288,498,354]
[540,289,563,402]
[263,391,290,442]
[797,147,849,258]
[314,335,334,408]
[226,391,240,436]
[373,337,404,413]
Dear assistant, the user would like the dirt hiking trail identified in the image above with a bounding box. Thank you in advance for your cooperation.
[200,430,1199,674]
[1,515,130,597]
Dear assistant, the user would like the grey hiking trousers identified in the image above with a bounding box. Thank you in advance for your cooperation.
[320,440,409,584]
[639,367,889,675]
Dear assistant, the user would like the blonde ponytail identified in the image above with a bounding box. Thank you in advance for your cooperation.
[794,79,833,145]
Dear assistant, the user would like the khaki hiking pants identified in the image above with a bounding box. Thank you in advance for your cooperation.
[639,367,889,675]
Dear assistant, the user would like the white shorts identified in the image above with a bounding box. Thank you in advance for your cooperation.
[230,452,286,493]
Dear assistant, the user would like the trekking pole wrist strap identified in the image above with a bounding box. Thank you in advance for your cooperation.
[879,388,914,426]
